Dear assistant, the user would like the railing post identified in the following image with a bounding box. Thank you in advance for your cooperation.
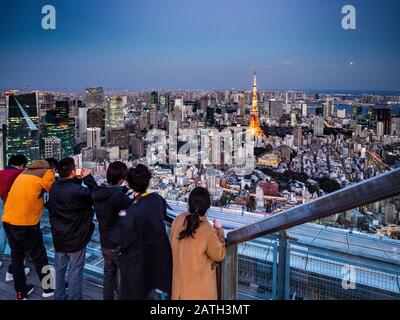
[277,232,289,300]
[218,244,238,300]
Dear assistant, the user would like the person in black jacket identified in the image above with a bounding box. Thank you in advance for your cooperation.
[92,161,132,300]
[47,157,97,300]
[109,164,172,300]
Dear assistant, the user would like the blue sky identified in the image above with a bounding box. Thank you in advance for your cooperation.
[0,0,399,90]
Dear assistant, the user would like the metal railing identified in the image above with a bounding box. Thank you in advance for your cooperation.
[219,168,400,300]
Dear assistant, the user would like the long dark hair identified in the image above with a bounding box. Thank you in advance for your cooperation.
[178,187,211,240]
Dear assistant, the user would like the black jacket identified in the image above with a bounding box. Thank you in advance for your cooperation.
[92,184,133,250]
[48,175,97,253]
[109,192,172,300]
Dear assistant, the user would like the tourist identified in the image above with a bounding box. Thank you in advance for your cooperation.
[92,161,132,300]
[2,160,55,300]
[109,164,172,300]
[47,157,97,300]
[170,187,226,300]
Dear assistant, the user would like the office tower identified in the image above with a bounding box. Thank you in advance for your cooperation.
[314,117,324,137]
[377,121,384,137]
[374,107,391,135]
[78,107,88,142]
[85,87,105,109]
[109,129,129,148]
[248,72,265,137]
[323,98,334,119]
[87,127,101,151]
[150,91,159,107]
[6,93,40,163]
[294,126,303,148]
[139,113,149,131]
[354,125,362,137]
[301,103,308,117]
[131,136,145,159]
[291,112,297,127]
[87,108,106,135]
[239,94,246,116]
[206,107,215,126]
[44,137,62,160]
[268,99,284,120]
[150,105,158,128]
[159,92,169,112]
[106,96,125,139]
[44,100,75,158]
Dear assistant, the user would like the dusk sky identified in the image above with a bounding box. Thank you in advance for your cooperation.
[1,0,399,90]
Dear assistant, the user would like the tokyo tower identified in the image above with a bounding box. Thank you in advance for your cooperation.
[248,72,266,137]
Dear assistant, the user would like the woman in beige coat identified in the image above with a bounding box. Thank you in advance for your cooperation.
[170,187,226,300]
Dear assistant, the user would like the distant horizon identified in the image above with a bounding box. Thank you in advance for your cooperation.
[1,87,400,95]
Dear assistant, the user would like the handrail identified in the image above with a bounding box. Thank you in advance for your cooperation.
[227,168,400,246]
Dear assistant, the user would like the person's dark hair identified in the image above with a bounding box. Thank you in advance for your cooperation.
[45,158,59,170]
[179,187,211,240]
[57,157,76,178]
[127,164,151,193]
[107,161,128,185]
[8,154,28,168]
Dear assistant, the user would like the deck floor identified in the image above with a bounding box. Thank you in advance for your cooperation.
[0,255,103,300]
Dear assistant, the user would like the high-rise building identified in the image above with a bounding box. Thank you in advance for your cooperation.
[87,108,106,135]
[150,105,158,129]
[131,136,145,159]
[78,107,88,143]
[374,107,391,136]
[323,98,334,119]
[150,91,159,107]
[44,101,75,159]
[106,96,125,138]
[377,121,384,137]
[139,113,149,131]
[294,126,303,148]
[6,93,40,163]
[301,103,308,117]
[206,107,215,126]
[314,117,325,137]
[87,127,101,152]
[85,87,105,109]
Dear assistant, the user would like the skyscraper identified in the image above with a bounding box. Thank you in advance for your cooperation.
[294,125,303,148]
[44,100,75,159]
[248,72,265,137]
[6,93,40,163]
[106,96,125,134]
[314,117,325,137]
[87,127,101,152]
[87,108,106,135]
[150,91,159,107]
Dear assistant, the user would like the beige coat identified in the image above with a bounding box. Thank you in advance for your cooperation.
[170,212,226,300]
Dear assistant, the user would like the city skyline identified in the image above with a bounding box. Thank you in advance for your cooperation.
[1,0,400,90]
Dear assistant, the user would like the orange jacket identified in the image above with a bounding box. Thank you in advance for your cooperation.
[2,160,55,226]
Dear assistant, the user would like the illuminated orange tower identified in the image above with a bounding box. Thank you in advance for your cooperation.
[249,71,266,137]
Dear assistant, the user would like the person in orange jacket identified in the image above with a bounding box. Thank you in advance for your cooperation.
[2,160,55,300]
